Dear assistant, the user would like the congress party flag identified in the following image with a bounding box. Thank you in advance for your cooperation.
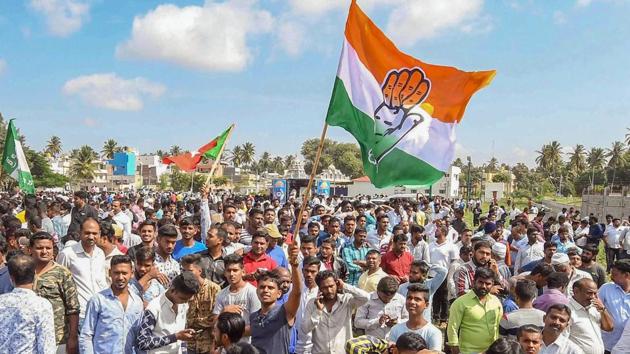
[326,0,495,187]
[2,119,35,194]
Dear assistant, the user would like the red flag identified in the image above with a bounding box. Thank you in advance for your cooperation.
[162,125,234,171]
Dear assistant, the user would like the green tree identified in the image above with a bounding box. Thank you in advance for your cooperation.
[272,156,284,174]
[70,145,98,181]
[452,157,464,168]
[284,155,296,170]
[301,139,364,178]
[169,145,182,156]
[606,141,627,188]
[492,171,510,183]
[625,127,630,146]
[260,152,271,172]
[535,141,563,176]
[101,139,119,159]
[170,171,207,192]
[45,136,62,158]
[485,157,499,173]
[567,144,587,176]
[230,145,244,167]
[241,142,256,168]
[159,174,170,190]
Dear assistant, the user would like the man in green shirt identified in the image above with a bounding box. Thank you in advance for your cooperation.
[447,267,503,354]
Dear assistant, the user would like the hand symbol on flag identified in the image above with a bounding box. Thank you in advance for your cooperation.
[370,68,431,165]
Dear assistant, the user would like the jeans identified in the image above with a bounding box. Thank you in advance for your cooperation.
[432,280,449,322]
[606,247,622,271]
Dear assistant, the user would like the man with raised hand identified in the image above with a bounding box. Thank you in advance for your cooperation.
[250,242,300,353]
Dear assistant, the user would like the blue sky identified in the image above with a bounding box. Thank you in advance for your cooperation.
[1,0,629,168]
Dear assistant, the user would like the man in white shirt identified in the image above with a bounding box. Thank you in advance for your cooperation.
[515,228,545,274]
[551,253,593,297]
[301,270,369,354]
[354,276,408,339]
[567,278,614,354]
[366,215,392,252]
[605,218,624,272]
[57,217,108,326]
[539,304,584,354]
[111,200,140,248]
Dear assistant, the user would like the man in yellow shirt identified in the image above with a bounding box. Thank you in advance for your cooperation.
[447,267,503,354]
[358,250,388,293]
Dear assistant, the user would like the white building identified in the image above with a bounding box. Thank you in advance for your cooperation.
[347,165,461,198]
[138,154,169,186]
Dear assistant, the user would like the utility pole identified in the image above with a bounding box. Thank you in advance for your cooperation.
[466,156,472,201]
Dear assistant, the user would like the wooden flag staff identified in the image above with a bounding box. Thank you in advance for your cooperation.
[291,122,329,247]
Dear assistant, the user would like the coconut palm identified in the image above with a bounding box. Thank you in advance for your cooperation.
[260,152,271,172]
[587,147,607,171]
[70,145,98,181]
[102,139,119,159]
[625,127,630,146]
[272,156,284,174]
[156,150,166,158]
[607,141,627,188]
[169,145,182,156]
[241,142,255,168]
[485,157,498,172]
[284,155,296,170]
[535,141,562,175]
[45,136,62,158]
[567,144,587,176]
[230,145,244,167]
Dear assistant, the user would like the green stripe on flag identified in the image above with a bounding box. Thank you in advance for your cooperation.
[326,78,444,188]
[2,120,35,194]
[204,125,232,160]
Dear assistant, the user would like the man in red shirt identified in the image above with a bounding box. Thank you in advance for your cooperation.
[381,234,413,283]
[243,229,277,286]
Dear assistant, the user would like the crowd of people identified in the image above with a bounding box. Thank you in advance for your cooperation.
[0,187,629,354]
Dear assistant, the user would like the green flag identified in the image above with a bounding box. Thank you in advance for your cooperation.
[202,124,233,160]
[2,120,35,194]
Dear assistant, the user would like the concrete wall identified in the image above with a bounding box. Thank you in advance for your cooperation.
[581,188,630,220]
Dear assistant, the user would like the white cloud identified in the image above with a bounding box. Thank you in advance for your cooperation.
[116,0,273,72]
[29,0,90,37]
[275,20,306,57]
[0,59,6,76]
[82,117,98,127]
[386,0,485,45]
[287,0,346,15]
[63,73,166,111]
[553,11,567,25]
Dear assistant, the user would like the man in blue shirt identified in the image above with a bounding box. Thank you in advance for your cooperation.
[599,259,630,352]
[79,255,144,353]
[265,224,288,268]
[172,217,207,261]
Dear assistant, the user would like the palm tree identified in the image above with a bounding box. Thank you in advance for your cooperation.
[625,127,630,146]
[567,144,587,176]
[587,147,607,171]
[230,145,244,167]
[102,139,119,159]
[45,136,62,158]
[169,145,182,156]
[535,141,562,175]
[284,155,295,170]
[241,142,255,168]
[607,141,627,188]
[272,156,284,174]
[485,157,498,172]
[70,145,98,181]
[156,150,166,158]
[260,152,271,172]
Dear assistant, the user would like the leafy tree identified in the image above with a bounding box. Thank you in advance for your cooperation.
[159,174,170,190]
[452,157,464,168]
[260,152,271,172]
[169,145,182,156]
[70,145,98,181]
[101,139,119,159]
[272,156,284,174]
[492,171,511,183]
[567,144,587,176]
[170,170,207,192]
[24,148,68,188]
[606,141,627,188]
[485,157,499,173]
[241,142,256,168]
[301,139,364,178]
[535,141,563,176]
[284,155,296,170]
[45,136,62,158]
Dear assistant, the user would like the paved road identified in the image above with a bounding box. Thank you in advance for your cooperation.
[540,199,578,216]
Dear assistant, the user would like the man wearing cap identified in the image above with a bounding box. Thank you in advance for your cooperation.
[492,242,512,281]
[598,259,630,352]
[551,252,592,296]
[265,224,288,269]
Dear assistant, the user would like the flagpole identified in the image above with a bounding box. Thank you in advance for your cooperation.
[292,122,329,247]
[205,124,235,186]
